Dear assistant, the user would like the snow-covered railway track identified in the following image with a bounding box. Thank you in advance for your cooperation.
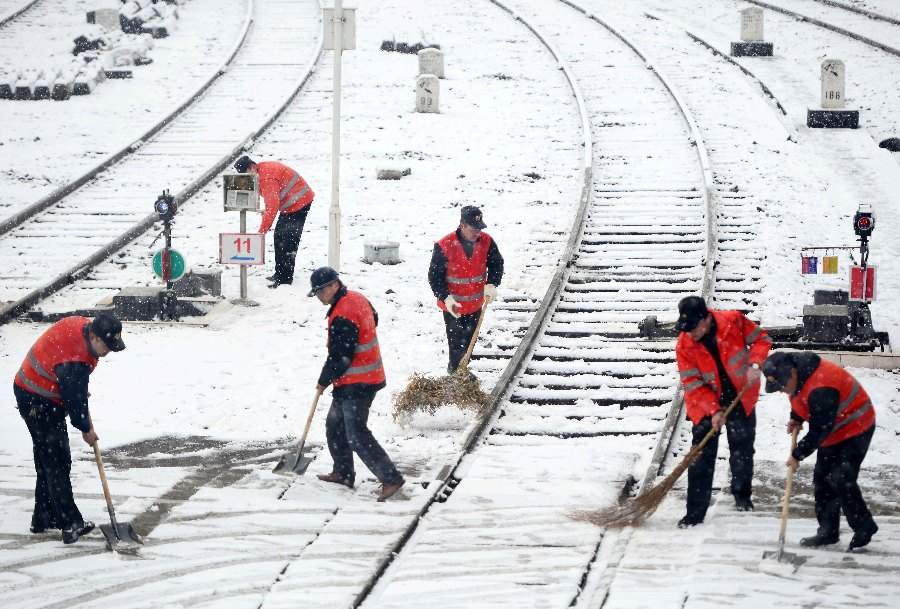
[0,0,323,323]
[0,0,40,28]
[745,0,900,57]
[351,1,722,605]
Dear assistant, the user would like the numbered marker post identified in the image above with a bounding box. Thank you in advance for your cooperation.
[731,7,773,56]
[807,59,859,128]
[416,74,439,113]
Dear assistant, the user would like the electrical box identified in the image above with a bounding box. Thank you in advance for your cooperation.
[323,7,356,51]
[223,173,259,212]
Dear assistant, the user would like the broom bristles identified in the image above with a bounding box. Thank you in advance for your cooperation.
[392,368,490,421]
[573,442,705,528]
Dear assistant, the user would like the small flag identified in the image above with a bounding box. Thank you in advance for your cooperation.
[801,256,818,274]
[822,255,839,274]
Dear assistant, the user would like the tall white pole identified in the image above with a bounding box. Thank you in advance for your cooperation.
[328,1,344,270]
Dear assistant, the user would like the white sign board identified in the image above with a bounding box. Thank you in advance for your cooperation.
[89,8,121,32]
[223,173,260,211]
[820,59,846,109]
[323,7,356,50]
[219,233,265,265]
[416,74,439,113]
[740,7,764,42]
[418,48,444,79]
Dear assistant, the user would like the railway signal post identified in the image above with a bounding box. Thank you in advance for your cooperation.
[221,174,263,306]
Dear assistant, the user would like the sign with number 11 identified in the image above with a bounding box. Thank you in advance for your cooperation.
[219,233,264,265]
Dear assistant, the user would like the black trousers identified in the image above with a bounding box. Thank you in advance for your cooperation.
[272,205,310,284]
[443,310,481,373]
[813,425,877,538]
[324,392,403,485]
[685,404,756,521]
[15,385,85,531]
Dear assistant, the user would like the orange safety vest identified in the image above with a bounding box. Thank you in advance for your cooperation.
[14,316,98,405]
[791,359,875,447]
[676,310,772,425]
[256,161,314,233]
[435,231,493,316]
[328,290,386,387]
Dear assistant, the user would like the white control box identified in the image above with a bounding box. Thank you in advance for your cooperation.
[223,173,260,212]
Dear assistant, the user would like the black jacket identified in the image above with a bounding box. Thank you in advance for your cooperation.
[428,228,504,301]
[318,286,386,399]
[788,353,841,460]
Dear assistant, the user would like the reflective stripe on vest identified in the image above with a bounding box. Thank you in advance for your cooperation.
[345,360,384,376]
[279,173,300,199]
[16,369,60,400]
[28,350,58,384]
[281,184,310,210]
[355,338,379,354]
[832,399,872,434]
[453,291,484,302]
[447,274,486,285]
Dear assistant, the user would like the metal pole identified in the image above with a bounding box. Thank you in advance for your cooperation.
[328,0,344,270]
[239,210,248,300]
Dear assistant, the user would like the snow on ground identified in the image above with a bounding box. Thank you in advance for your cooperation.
[0,0,248,214]
[1,0,899,607]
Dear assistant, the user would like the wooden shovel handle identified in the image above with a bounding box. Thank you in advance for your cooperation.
[92,442,115,514]
[295,391,322,454]
[777,428,800,543]
[458,303,489,371]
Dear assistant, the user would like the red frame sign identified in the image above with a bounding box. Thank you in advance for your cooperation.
[849,265,875,301]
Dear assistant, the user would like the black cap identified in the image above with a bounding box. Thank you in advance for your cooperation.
[234,155,255,173]
[763,352,796,393]
[91,313,125,352]
[308,266,340,297]
[460,205,487,229]
[675,296,709,332]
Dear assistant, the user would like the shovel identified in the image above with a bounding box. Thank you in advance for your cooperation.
[93,443,143,550]
[762,428,807,571]
[273,389,322,475]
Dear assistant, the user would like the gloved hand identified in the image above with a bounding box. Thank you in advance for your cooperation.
[484,284,498,303]
[444,295,461,318]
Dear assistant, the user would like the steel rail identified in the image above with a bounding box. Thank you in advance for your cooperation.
[351,0,717,605]
[0,0,40,28]
[0,5,325,325]
[744,0,900,58]
[0,0,256,236]
[348,1,595,605]
[808,0,900,26]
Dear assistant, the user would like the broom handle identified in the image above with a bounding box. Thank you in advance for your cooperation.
[458,302,489,370]
[690,383,753,455]
[777,428,800,544]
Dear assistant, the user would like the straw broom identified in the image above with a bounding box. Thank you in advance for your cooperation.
[393,301,492,420]
[575,384,752,528]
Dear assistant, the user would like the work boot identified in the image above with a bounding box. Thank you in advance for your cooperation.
[377,479,405,502]
[61,521,95,544]
[677,514,704,529]
[268,280,291,289]
[848,523,878,551]
[265,274,277,282]
[317,472,354,489]
[799,532,839,547]
[734,497,754,512]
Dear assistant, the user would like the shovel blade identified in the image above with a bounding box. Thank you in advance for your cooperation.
[761,548,807,571]
[273,447,314,475]
[99,522,143,550]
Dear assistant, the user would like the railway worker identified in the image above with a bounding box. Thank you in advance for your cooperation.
[763,351,878,550]
[14,313,126,544]
[308,267,405,502]
[234,155,315,289]
[428,206,504,373]
[674,296,771,528]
